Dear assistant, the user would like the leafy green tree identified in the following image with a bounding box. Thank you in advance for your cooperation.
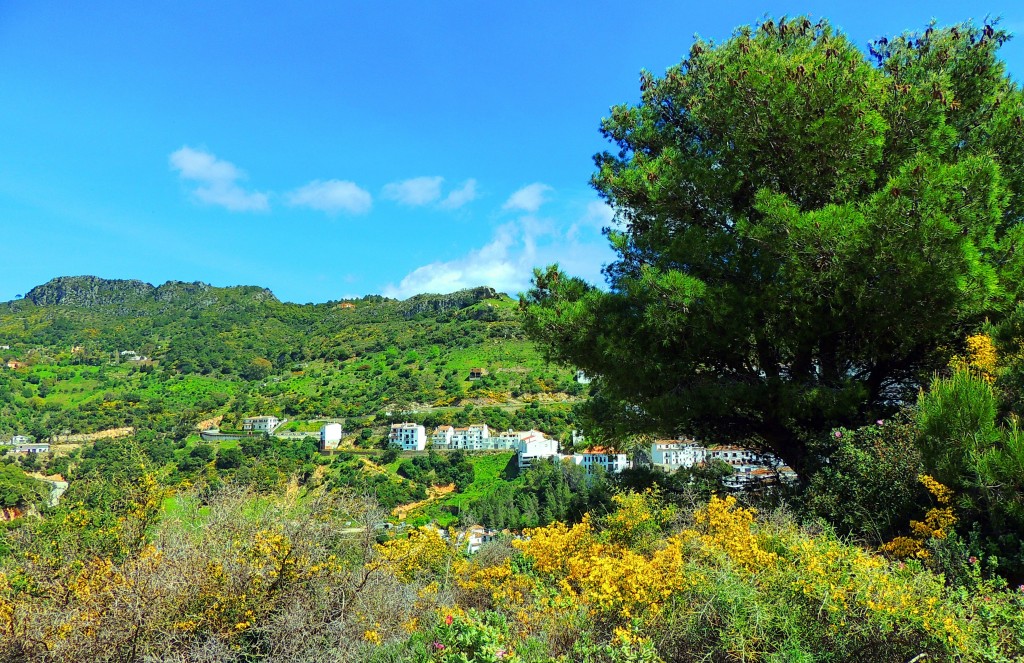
[240,357,273,381]
[804,417,924,543]
[522,18,1024,476]
[379,445,401,465]
[0,464,48,508]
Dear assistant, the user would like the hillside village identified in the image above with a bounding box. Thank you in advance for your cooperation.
[5,414,795,492]
[376,422,795,487]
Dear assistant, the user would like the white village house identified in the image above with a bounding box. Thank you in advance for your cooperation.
[389,422,426,451]
[426,424,639,476]
[428,425,562,468]
[8,436,49,454]
[431,424,491,450]
[456,424,490,450]
[503,430,559,469]
[243,416,281,434]
[651,440,707,471]
[650,438,796,488]
[431,425,455,448]
[320,422,343,449]
[14,442,50,454]
[576,448,632,475]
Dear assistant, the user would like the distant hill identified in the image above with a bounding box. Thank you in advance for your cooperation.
[0,276,582,438]
[22,275,279,309]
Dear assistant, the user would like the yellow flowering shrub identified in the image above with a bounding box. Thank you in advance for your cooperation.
[513,492,694,623]
[498,489,1017,661]
[951,332,999,382]
[685,495,777,571]
[2,479,1021,661]
[513,515,593,575]
[374,526,455,582]
[881,475,957,560]
[966,333,998,380]
[602,488,675,551]
[782,531,971,654]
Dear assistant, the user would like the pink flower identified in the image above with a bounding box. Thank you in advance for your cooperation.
[876,419,884,426]
[433,641,445,651]
[445,614,453,625]
[1018,585,1024,593]
[969,556,978,564]
[834,431,842,439]
[496,650,507,660]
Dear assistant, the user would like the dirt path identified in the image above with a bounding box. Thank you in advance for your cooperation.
[392,483,455,520]
[51,427,134,443]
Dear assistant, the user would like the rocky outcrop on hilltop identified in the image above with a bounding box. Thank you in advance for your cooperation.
[399,286,502,319]
[25,276,154,308]
[21,277,278,310]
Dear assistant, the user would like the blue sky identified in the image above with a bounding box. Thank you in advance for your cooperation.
[2,1,1022,303]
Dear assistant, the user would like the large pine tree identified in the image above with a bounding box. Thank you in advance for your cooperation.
[522,18,1024,476]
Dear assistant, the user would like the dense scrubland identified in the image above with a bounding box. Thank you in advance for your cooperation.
[3,14,1024,663]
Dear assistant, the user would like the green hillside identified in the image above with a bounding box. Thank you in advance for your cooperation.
[0,276,585,440]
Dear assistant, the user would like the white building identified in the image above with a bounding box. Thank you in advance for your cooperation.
[243,416,281,434]
[320,423,343,449]
[651,440,707,471]
[11,435,30,446]
[514,432,559,469]
[722,465,797,489]
[488,428,527,450]
[461,525,499,554]
[431,425,454,448]
[12,442,49,454]
[578,448,631,475]
[708,445,778,470]
[389,422,426,451]
[451,424,489,450]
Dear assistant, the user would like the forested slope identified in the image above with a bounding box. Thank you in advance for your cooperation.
[0,276,583,438]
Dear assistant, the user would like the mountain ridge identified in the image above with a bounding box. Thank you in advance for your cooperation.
[17,276,505,310]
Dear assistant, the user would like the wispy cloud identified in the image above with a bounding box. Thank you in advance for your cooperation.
[288,179,372,214]
[383,201,613,299]
[503,183,552,213]
[382,176,444,206]
[169,146,269,212]
[568,200,615,241]
[440,179,478,209]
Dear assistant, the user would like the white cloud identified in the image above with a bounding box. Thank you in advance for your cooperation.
[382,176,444,206]
[383,201,614,299]
[288,179,372,215]
[440,179,478,209]
[568,201,615,241]
[503,182,552,213]
[169,146,269,212]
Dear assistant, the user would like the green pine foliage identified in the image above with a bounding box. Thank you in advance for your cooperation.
[522,17,1024,477]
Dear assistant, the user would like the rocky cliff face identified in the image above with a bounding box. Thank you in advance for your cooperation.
[152,280,212,303]
[398,286,501,319]
[25,276,154,307]
[22,277,279,309]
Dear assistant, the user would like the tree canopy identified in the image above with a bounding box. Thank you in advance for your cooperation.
[522,17,1024,475]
